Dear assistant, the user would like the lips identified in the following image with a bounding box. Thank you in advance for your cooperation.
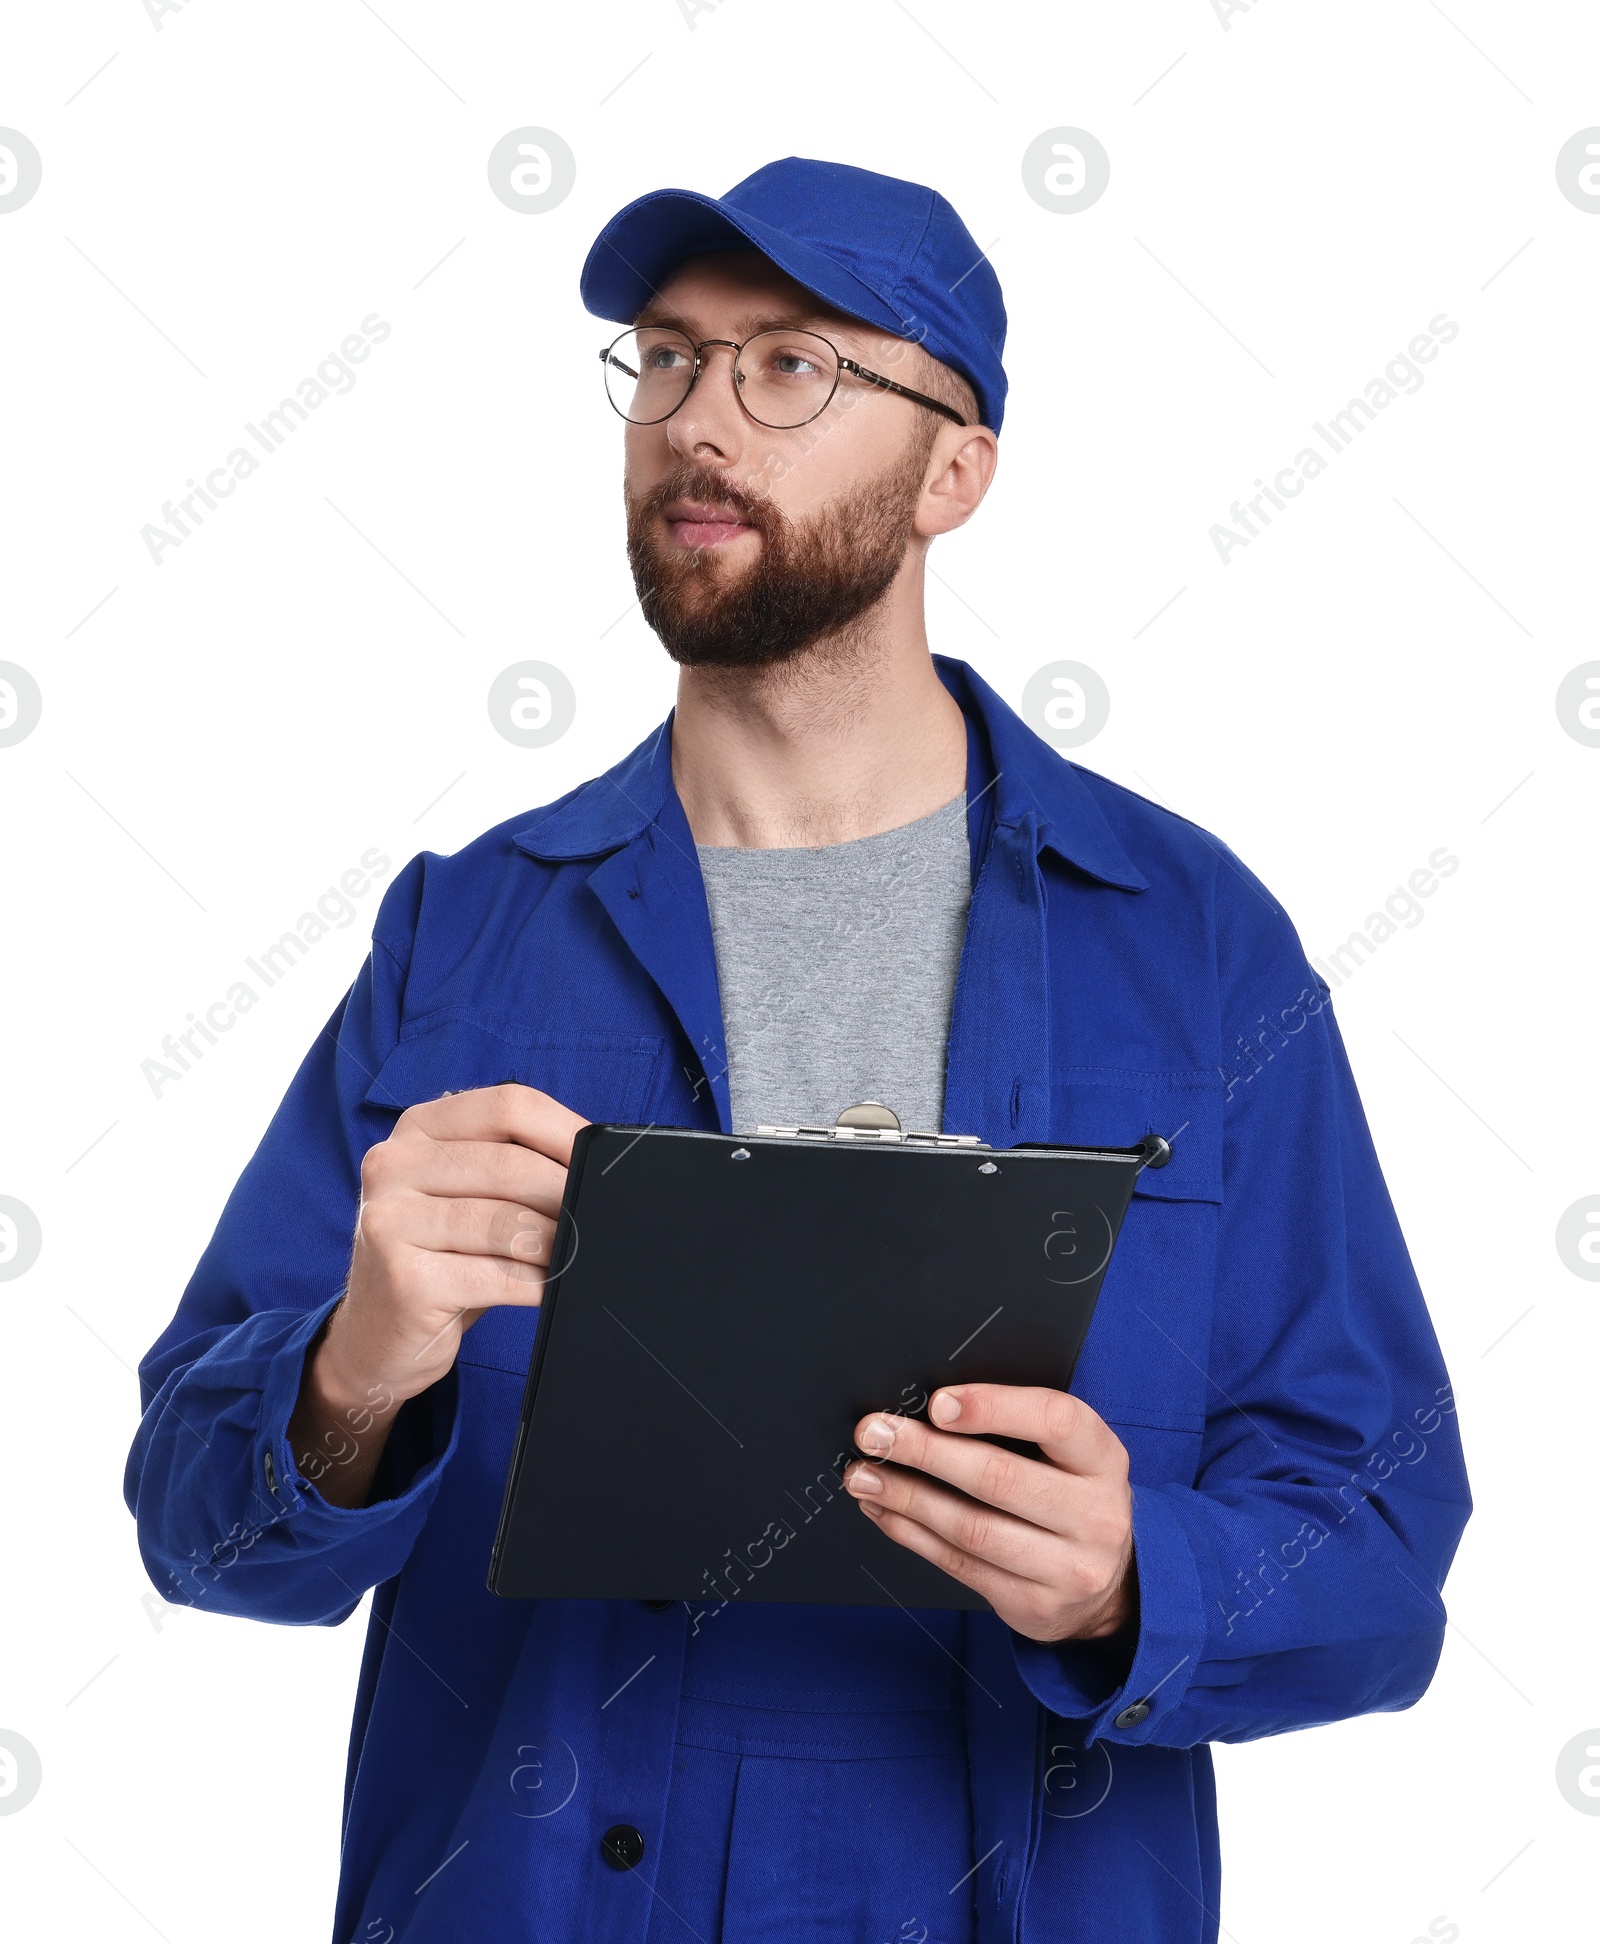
[661,498,756,550]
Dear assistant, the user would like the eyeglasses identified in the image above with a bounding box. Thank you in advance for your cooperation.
[598,325,968,431]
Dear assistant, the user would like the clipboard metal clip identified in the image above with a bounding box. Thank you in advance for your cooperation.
[754,1101,988,1150]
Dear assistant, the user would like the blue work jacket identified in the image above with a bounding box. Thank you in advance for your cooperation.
[126,657,1471,1944]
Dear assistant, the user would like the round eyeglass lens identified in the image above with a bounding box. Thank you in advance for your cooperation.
[734,329,839,428]
[603,328,698,424]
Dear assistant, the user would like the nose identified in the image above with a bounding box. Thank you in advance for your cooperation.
[666,342,750,466]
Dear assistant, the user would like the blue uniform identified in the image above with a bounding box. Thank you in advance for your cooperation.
[125,658,1470,1943]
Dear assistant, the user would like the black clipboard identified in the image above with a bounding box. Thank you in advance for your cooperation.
[488,1120,1168,1610]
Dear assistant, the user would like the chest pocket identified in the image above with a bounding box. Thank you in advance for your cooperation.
[362,1011,668,1375]
[1048,1069,1224,1484]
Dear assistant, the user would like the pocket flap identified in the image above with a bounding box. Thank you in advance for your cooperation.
[363,1009,666,1127]
[1050,1068,1223,1203]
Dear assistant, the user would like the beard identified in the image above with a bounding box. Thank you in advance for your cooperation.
[624,444,928,669]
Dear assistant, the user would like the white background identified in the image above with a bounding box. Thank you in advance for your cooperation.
[2,1,1597,1939]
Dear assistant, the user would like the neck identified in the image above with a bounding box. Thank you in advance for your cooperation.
[670,561,968,849]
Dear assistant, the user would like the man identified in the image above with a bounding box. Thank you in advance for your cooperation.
[127,158,1471,1943]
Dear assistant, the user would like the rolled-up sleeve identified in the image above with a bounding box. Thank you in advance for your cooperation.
[1013,874,1472,1746]
[123,857,460,1626]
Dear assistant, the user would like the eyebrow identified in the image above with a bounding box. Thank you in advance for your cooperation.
[631,306,855,340]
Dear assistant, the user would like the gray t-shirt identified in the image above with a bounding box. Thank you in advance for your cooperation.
[695,791,972,1135]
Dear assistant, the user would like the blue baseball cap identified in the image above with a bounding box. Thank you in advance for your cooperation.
[580,156,1007,432]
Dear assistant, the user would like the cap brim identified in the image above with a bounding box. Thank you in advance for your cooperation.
[580,188,910,342]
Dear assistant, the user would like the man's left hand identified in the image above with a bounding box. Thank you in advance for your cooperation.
[845,1385,1137,1644]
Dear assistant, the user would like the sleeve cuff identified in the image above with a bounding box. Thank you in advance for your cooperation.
[257,1297,461,1539]
[1009,1483,1209,1745]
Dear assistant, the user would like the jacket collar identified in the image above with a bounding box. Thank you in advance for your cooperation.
[512,656,1148,893]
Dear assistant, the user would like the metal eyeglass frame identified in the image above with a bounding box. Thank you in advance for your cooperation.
[598,326,969,431]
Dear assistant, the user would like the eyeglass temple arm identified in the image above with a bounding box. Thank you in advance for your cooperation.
[837,357,967,426]
[599,346,641,380]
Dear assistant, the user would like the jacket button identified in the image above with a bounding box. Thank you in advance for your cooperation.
[263,1449,279,1497]
[642,1599,673,1612]
[1114,1701,1151,1728]
[601,1824,645,1871]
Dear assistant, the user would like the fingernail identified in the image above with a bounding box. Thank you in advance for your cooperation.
[930,1391,961,1424]
[859,1417,896,1457]
[860,1502,883,1519]
[848,1464,883,1496]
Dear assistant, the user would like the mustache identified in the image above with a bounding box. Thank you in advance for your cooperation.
[630,463,786,543]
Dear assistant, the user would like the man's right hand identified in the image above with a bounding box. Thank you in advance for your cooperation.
[287,1084,587,1507]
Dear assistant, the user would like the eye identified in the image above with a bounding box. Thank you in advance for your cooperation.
[744,332,833,384]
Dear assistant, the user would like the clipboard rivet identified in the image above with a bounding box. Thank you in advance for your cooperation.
[978,1161,998,1175]
[730,1147,751,1161]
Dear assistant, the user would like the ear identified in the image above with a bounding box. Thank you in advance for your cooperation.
[915,424,999,539]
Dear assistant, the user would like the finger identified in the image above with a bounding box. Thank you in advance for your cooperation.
[398,1083,588,1164]
[845,1461,1062,1581]
[370,1136,570,1217]
[406,1245,549,1311]
[362,1193,556,1265]
[925,1385,1126,1477]
[852,1409,1083,1536]
[852,1497,1045,1615]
